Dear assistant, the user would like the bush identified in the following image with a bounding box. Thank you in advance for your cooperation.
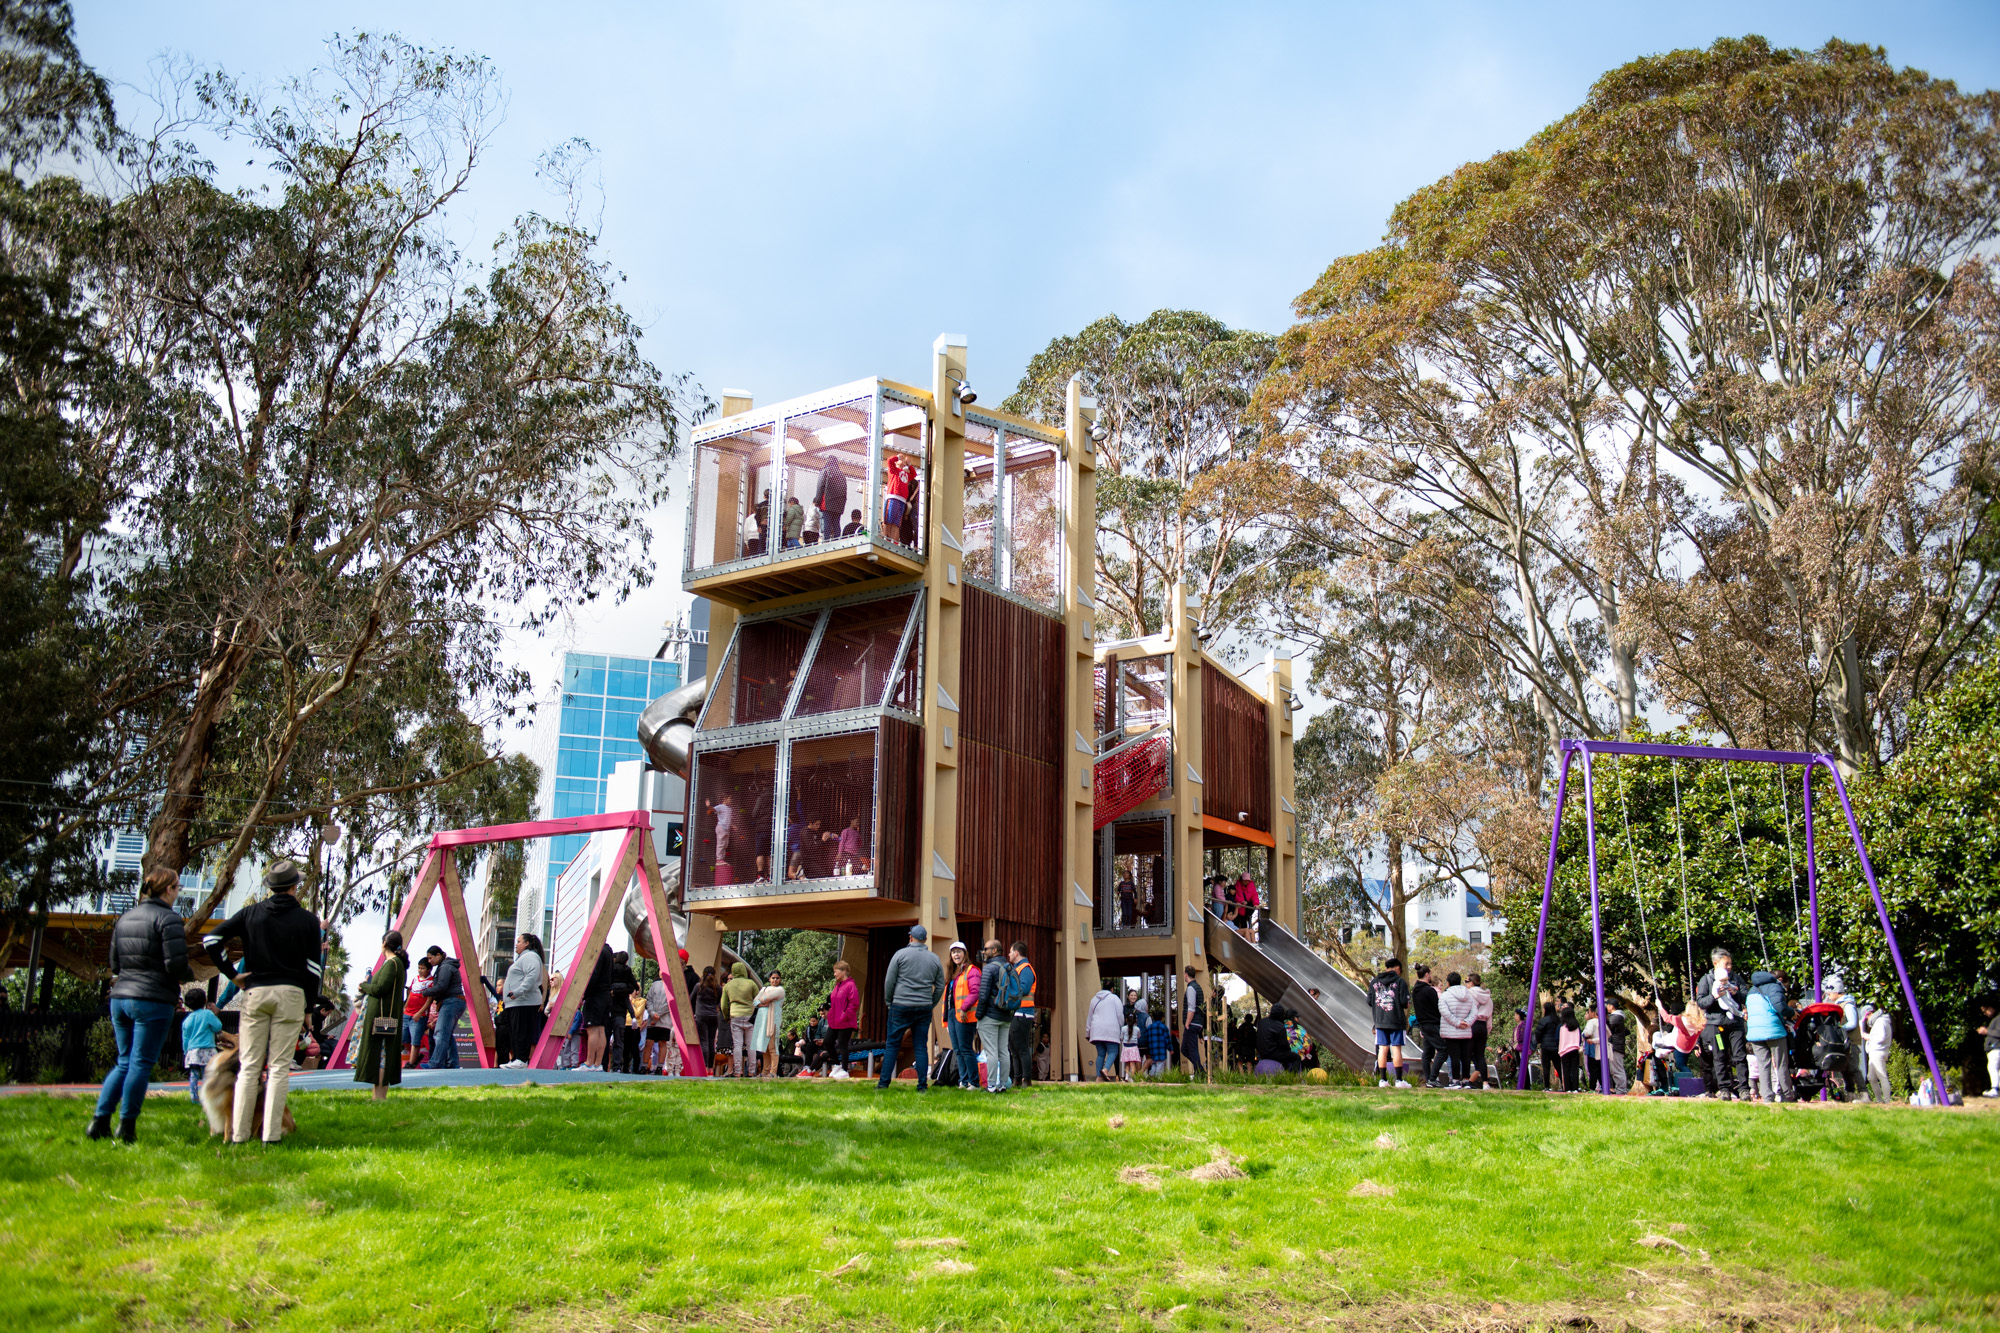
[85,1019,116,1078]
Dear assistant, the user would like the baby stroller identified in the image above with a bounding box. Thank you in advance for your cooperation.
[1788,1002,1851,1102]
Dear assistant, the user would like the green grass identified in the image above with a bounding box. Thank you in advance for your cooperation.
[2,1081,1997,1331]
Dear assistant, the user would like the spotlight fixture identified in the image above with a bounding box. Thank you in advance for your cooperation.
[955,381,977,406]
[1089,420,1108,443]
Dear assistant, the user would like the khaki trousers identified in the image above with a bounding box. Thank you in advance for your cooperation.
[234,984,305,1142]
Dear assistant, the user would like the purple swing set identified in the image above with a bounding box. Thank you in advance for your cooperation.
[1516,738,1949,1105]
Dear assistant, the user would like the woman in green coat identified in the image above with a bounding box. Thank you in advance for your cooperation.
[353,929,409,1099]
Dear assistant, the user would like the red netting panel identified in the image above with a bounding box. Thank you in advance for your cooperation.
[784,731,877,882]
[705,613,817,729]
[795,593,916,716]
[689,743,778,888]
[690,423,777,570]
[1106,817,1170,930]
[1093,732,1169,830]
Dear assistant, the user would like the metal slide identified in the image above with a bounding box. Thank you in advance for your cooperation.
[1203,910,1404,1074]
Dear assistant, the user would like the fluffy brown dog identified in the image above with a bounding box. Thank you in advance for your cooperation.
[198,1033,297,1140]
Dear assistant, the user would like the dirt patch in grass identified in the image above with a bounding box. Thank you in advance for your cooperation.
[509,1269,1957,1332]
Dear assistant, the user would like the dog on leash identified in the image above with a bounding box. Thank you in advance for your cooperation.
[198,1033,297,1140]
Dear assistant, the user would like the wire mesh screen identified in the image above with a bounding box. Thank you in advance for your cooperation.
[1118,655,1171,732]
[703,613,818,729]
[795,593,917,717]
[1004,434,1062,607]
[784,731,878,882]
[887,614,922,712]
[689,422,776,570]
[879,400,926,552]
[780,397,873,549]
[1094,663,1108,736]
[1104,816,1170,932]
[962,418,999,583]
[689,743,778,888]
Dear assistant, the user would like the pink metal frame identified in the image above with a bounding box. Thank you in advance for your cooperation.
[326,810,709,1076]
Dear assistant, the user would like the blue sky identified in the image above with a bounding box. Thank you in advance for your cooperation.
[78,2,2000,423]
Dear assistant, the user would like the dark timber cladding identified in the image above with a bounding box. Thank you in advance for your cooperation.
[956,585,1064,927]
[873,715,922,903]
[1202,665,1271,832]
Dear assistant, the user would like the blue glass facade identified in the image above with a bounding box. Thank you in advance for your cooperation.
[545,653,682,928]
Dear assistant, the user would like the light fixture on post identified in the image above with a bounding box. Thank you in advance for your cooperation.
[954,378,977,408]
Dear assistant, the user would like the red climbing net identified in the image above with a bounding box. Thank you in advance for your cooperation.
[1093,732,1170,830]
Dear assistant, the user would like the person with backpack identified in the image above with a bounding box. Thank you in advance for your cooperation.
[1007,941,1038,1088]
[973,937,1019,1093]
[1180,966,1208,1074]
[1369,959,1412,1088]
[1745,968,1793,1102]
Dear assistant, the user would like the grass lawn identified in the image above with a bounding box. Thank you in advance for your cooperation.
[2,1080,1996,1331]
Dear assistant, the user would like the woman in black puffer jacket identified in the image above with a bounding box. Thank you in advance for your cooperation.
[89,869,196,1142]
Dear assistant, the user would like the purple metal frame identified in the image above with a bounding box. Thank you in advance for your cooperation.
[1516,739,1948,1105]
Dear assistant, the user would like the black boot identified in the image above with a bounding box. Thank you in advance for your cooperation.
[85,1114,112,1141]
[116,1115,138,1143]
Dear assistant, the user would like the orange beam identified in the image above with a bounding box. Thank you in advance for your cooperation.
[1201,814,1274,848]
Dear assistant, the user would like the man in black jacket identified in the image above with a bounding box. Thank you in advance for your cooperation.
[89,870,197,1142]
[423,946,466,1069]
[203,860,323,1143]
[1368,959,1412,1088]
[1694,948,1752,1100]
[1412,964,1443,1086]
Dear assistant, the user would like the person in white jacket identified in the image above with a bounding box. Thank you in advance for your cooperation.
[1085,983,1124,1082]
[1863,1004,1894,1103]
[1438,974,1477,1087]
[497,935,547,1070]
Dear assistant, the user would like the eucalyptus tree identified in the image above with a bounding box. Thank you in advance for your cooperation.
[79,35,702,923]
[1007,310,1279,640]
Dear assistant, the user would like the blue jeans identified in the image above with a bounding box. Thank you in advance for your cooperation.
[426,997,465,1068]
[876,1005,932,1088]
[188,1057,210,1103]
[948,1017,977,1086]
[94,998,174,1122]
[1094,1040,1119,1079]
[403,1013,427,1056]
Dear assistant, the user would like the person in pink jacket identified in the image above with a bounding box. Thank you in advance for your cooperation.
[822,960,860,1078]
[1467,972,1495,1088]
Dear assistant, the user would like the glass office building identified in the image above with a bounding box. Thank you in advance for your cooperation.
[544,653,683,937]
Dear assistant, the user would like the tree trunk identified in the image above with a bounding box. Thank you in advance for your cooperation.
[142,630,255,886]
[1385,833,1409,967]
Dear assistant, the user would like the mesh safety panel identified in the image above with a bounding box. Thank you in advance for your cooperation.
[963,419,999,583]
[1093,731,1170,830]
[1105,817,1170,931]
[703,613,818,729]
[690,423,776,570]
[784,731,877,881]
[1119,655,1170,732]
[689,744,778,888]
[795,593,916,717]
[1094,663,1107,736]
[1004,435,1062,607]
[780,398,873,548]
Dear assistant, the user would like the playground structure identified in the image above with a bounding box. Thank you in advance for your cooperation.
[1518,738,1949,1103]
[331,333,1399,1077]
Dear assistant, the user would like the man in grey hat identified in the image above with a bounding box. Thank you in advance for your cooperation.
[204,859,323,1143]
[876,923,944,1090]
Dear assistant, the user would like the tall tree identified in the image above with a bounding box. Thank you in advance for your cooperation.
[1007,310,1278,639]
[79,37,701,924]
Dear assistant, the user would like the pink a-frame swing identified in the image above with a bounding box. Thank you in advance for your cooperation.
[326,809,708,1075]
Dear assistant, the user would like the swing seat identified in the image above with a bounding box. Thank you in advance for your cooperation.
[1675,1073,1707,1098]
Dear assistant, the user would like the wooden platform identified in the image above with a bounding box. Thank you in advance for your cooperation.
[688,543,927,612]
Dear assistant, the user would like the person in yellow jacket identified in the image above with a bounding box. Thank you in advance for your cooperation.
[722,961,760,1078]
